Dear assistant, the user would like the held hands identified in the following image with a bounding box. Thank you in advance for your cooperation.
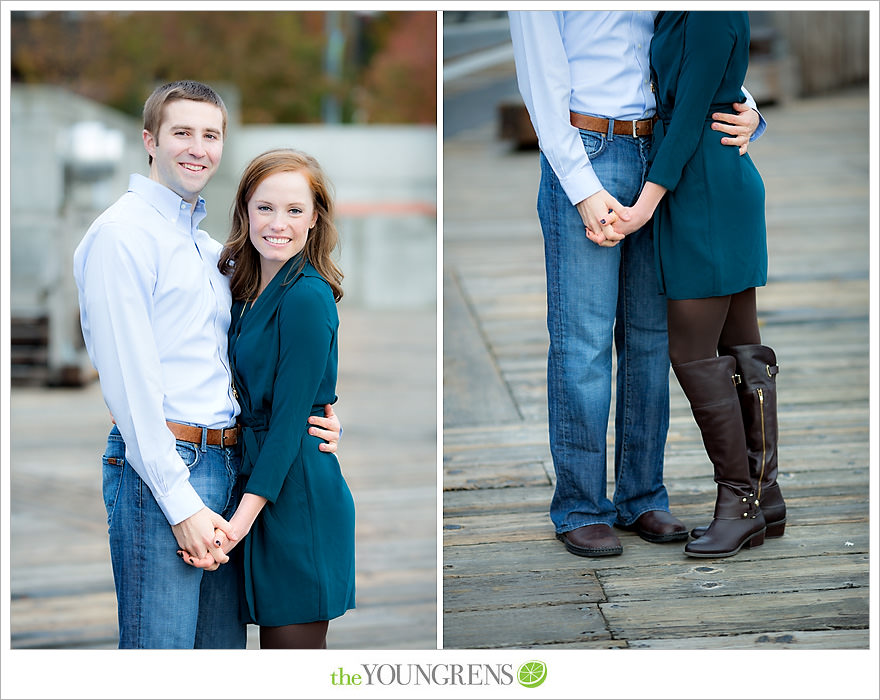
[610,199,654,237]
[178,494,266,571]
[310,403,341,453]
[578,189,629,247]
[711,101,760,155]
[171,507,239,570]
[605,182,668,239]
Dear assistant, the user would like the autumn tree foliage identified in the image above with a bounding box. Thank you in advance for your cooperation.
[11,10,436,125]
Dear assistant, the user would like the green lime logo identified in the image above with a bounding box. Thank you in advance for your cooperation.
[517,660,547,688]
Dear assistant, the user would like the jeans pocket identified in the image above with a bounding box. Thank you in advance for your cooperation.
[102,438,126,526]
[579,130,606,160]
[176,441,202,470]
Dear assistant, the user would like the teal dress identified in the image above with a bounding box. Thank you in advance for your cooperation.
[648,11,767,300]
[229,255,355,626]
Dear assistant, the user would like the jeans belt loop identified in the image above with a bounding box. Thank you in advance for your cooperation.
[606,118,614,141]
[200,426,208,453]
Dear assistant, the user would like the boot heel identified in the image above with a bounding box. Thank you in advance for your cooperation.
[766,520,786,538]
[745,529,766,548]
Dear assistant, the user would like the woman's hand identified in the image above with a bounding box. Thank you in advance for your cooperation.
[612,201,653,237]
[601,182,668,239]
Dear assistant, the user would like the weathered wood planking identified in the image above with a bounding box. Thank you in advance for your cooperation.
[445,569,607,611]
[442,87,870,651]
[444,604,614,649]
[601,587,868,641]
[444,523,868,582]
[629,629,869,650]
[597,553,870,601]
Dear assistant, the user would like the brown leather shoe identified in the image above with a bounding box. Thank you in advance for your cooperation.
[615,510,688,543]
[556,524,623,557]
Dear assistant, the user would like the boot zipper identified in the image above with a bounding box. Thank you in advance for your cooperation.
[757,388,766,500]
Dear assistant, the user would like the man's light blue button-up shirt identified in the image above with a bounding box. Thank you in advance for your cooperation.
[74,174,239,525]
[509,10,766,206]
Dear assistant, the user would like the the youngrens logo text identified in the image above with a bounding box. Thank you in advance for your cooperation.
[330,661,547,688]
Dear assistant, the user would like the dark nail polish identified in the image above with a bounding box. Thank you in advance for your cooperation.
[177,551,183,558]
[215,540,222,547]
[600,219,607,225]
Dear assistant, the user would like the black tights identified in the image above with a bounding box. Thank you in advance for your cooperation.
[667,288,762,366]
[259,620,329,649]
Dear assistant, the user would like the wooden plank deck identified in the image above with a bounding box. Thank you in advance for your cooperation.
[442,86,872,653]
[9,307,437,650]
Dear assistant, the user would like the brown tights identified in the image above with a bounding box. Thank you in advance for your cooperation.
[259,620,329,649]
[667,288,761,365]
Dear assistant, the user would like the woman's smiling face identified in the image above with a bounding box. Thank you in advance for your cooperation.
[248,170,318,281]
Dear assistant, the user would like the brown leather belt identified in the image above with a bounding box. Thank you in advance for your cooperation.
[570,111,657,137]
[167,420,240,447]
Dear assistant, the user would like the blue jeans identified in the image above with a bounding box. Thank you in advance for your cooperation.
[537,128,671,533]
[102,425,246,648]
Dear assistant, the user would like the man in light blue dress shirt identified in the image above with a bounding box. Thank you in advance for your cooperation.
[509,11,763,556]
[73,81,339,647]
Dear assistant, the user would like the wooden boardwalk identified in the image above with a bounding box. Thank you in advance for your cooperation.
[9,307,437,650]
[443,87,871,651]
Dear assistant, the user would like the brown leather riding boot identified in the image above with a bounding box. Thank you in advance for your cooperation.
[674,356,766,558]
[690,345,786,540]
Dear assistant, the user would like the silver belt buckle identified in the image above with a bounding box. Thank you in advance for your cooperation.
[632,120,639,138]
[220,426,234,447]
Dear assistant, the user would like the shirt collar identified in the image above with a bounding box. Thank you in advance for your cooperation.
[128,173,208,229]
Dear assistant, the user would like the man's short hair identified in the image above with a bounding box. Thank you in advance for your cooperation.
[142,80,228,165]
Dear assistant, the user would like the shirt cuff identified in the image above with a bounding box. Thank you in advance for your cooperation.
[750,112,767,142]
[157,480,207,526]
[558,164,605,207]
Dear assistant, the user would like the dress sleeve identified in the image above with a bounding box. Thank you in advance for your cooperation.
[244,277,336,503]
[647,12,741,191]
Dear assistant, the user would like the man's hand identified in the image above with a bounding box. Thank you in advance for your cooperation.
[576,189,629,247]
[711,101,760,155]
[171,507,238,566]
[309,403,341,453]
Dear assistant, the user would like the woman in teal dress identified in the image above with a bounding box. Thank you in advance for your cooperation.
[614,11,785,558]
[186,149,355,647]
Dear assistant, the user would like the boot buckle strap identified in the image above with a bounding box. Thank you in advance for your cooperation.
[741,493,759,518]
[767,364,779,377]
[732,373,742,385]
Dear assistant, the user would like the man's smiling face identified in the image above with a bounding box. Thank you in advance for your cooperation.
[143,99,224,204]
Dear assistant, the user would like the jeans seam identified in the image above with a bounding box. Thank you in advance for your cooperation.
[134,465,144,648]
[544,160,568,476]
[617,239,632,508]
